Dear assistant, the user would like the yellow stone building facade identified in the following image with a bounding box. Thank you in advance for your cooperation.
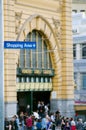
[4,0,75,117]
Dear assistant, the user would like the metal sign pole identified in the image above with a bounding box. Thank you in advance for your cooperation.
[0,0,4,129]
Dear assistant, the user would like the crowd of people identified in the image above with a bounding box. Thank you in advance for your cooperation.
[4,101,86,130]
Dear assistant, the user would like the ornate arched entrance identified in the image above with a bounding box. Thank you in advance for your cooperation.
[16,14,62,112]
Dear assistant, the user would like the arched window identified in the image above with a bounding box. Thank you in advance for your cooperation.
[19,30,52,69]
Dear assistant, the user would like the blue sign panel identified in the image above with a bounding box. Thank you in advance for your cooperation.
[4,41,36,49]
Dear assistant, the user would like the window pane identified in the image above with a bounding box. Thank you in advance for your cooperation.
[72,10,77,15]
[44,42,47,68]
[36,77,39,82]
[83,74,86,89]
[38,32,42,68]
[73,44,76,59]
[49,77,52,83]
[26,77,30,82]
[45,77,48,82]
[20,50,25,68]
[19,30,52,70]
[41,77,44,82]
[26,33,31,68]
[26,50,31,68]
[32,31,36,68]
[82,46,86,59]
[31,77,34,82]
[49,53,52,68]
[21,77,24,82]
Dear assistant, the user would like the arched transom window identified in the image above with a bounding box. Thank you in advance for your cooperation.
[19,30,52,69]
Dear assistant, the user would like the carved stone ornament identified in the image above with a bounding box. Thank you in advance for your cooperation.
[52,18,60,29]
[52,17,61,39]
[15,11,23,34]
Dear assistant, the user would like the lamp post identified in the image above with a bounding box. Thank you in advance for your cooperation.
[0,0,4,129]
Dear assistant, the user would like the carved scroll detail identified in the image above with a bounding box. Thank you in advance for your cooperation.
[15,11,23,34]
[52,18,61,44]
[52,18,63,59]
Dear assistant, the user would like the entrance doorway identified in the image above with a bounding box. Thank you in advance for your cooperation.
[17,91,51,114]
[33,91,50,111]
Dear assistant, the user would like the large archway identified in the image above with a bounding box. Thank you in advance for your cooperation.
[16,14,62,89]
[16,14,62,112]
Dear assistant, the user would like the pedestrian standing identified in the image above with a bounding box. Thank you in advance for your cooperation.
[26,115,33,130]
[83,122,86,130]
[19,112,25,130]
[36,119,42,130]
[41,114,47,130]
[13,115,20,130]
[64,121,71,130]
[61,117,65,130]
[4,118,9,130]
[76,118,83,130]
[70,118,76,130]
[50,112,56,130]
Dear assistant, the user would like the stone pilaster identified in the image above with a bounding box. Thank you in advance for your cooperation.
[4,0,17,117]
[50,0,75,117]
[61,0,75,116]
